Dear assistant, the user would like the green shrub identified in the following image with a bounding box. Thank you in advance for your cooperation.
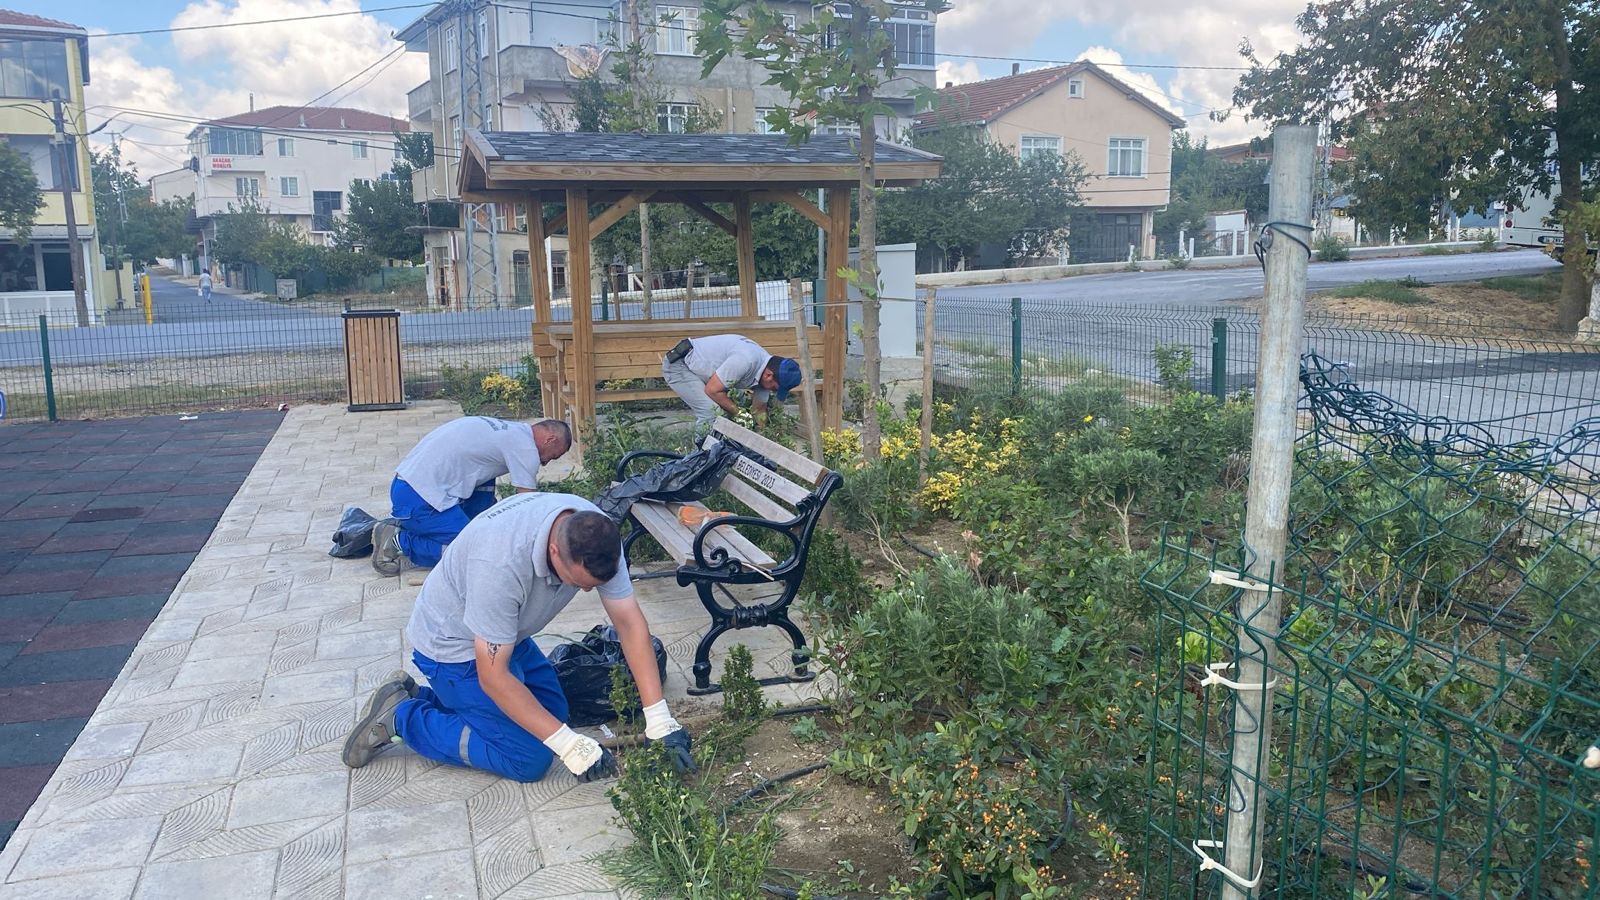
[720,644,768,721]
[1151,343,1196,393]
[1328,277,1430,305]
[1315,233,1351,261]
[799,528,872,623]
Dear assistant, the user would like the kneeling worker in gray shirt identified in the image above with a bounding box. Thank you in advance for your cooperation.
[344,493,694,781]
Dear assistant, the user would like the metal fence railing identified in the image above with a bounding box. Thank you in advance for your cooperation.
[3,287,1597,441]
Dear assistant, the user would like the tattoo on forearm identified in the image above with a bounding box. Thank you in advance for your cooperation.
[487,643,502,665]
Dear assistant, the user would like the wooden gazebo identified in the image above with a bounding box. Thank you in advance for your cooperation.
[456,131,941,455]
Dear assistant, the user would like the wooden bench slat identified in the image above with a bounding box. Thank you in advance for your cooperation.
[630,501,694,563]
[719,473,793,522]
[703,436,813,506]
[667,502,777,567]
[713,419,827,486]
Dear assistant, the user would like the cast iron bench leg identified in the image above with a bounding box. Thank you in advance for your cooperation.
[686,577,816,695]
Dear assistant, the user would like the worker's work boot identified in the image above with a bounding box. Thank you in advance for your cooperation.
[370,520,405,576]
[343,675,414,768]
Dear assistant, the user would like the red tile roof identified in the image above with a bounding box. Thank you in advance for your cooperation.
[0,9,85,31]
[206,105,409,133]
[916,61,1186,131]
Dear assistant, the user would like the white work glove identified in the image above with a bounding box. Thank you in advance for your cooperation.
[642,699,696,773]
[542,724,617,782]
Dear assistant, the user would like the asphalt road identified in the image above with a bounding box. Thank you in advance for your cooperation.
[3,253,1595,455]
[943,247,1562,304]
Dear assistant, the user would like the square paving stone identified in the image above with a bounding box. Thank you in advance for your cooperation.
[344,850,476,900]
[0,718,89,767]
[120,746,241,786]
[225,771,348,829]
[346,801,470,864]
[0,866,141,900]
[133,850,277,900]
[8,816,162,881]
[0,645,138,687]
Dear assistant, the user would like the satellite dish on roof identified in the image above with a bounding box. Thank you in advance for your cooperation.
[554,43,610,79]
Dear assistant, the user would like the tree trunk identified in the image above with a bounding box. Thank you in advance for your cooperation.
[640,202,653,317]
[1547,0,1587,332]
[853,15,882,460]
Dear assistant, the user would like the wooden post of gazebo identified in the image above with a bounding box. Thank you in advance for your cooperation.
[459,131,942,463]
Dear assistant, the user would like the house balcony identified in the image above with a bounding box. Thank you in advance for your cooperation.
[408,81,434,125]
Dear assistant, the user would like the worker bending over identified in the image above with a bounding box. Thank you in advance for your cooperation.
[661,334,802,433]
[373,416,572,574]
[344,493,694,782]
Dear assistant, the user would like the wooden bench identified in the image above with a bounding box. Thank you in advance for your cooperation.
[535,319,825,417]
[615,417,841,694]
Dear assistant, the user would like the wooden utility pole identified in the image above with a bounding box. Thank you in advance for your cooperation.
[1220,124,1314,900]
[790,278,822,460]
[52,94,90,327]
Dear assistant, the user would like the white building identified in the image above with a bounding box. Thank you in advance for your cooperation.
[151,105,410,257]
[394,0,938,306]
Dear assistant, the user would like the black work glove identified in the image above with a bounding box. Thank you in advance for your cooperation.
[579,747,619,782]
[652,728,697,774]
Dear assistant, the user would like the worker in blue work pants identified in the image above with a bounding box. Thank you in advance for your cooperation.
[344,494,696,783]
[386,479,497,569]
[370,416,573,575]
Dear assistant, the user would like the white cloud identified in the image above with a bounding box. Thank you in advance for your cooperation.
[936,60,983,87]
[82,0,426,178]
[1078,46,1183,119]
[936,0,1306,144]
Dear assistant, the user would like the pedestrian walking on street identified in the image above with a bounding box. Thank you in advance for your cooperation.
[198,270,213,304]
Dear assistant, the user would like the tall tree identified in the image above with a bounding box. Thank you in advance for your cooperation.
[90,147,192,264]
[336,161,425,261]
[697,0,949,459]
[1152,134,1269,251]
[880,126,1087,269]
[0,139,44,242]
[1233,0,1600,330]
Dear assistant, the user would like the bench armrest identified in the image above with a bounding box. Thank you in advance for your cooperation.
[615,449,685,481]
[691,513,801,574]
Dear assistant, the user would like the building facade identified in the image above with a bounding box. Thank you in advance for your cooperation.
[0,10,116,325]
[916,61,1184,264]
[396,0,938,305]
[150,106,409,263]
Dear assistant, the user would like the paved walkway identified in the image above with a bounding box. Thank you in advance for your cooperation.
[0,402,813,899]
[0,412,283,848]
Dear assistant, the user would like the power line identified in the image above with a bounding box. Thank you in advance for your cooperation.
[93,3,434,38]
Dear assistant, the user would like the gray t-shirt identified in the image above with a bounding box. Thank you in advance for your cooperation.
[394,416,541,512]
[686,334,771,403]
[405,492,633,663]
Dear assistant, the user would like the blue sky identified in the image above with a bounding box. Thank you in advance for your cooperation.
[20,0,1304,177]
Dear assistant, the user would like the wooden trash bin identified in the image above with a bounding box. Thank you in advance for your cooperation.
[341,309,406,411]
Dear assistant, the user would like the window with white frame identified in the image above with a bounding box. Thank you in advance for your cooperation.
[820,118,860,136]
[279,176,299,197]
[234,176,260,198]
[1107,137,1146,176]
[1020,135,1061,160]
[351,140,369,159]
[657,102,692,133]
[754,107,778,134]
[656,5,698,55]
[1067,77,1084,98]
[476,10,489,55]
[825,4,934,68]
[449,115,461,150]
[444,25,458,71]
[277,137,295,157]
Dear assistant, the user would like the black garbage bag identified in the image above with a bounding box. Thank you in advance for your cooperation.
[548,625,669,727]
[594,441,742,522]
[329,506,379,559]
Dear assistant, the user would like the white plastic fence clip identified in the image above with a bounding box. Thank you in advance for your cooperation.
[1192,839,1264,890]
[1209,569,1272,592]
[1198,661,1278,692]
[1582,745,1600,770]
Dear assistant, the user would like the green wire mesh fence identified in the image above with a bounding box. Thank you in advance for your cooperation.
[1141,353,1600,898]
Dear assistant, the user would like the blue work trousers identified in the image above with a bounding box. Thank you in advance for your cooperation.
[389,476,496,568]
[395,639,570,783]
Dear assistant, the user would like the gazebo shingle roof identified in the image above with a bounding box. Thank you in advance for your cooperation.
[478,131,938,166]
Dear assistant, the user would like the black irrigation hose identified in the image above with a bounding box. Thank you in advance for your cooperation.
[900,536,943,560]
[770,704,832,719]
